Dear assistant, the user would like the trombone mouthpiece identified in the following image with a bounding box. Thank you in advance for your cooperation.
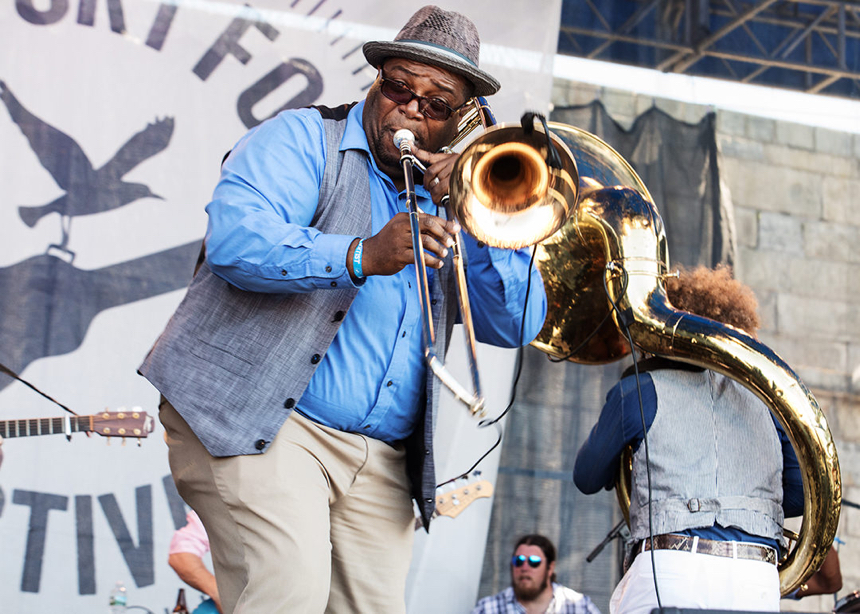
[393,129,415,152]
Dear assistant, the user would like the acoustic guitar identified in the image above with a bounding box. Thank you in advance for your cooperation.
[0,409,153,441]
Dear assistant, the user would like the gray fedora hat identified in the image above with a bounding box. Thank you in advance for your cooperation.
[363,5,501,97]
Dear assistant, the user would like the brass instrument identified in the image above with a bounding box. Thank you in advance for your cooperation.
[395,99,578,417]
[525,124,840,595]
[404,101,840,593]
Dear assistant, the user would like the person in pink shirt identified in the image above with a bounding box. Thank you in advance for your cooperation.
[169,510,221,613]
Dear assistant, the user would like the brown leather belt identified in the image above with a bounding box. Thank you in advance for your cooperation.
[640,534,778,565]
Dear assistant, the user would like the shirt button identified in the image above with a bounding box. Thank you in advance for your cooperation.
[425,498,433,503]
[424,449,430,456]
[255,439,267,451]
[330,281,337,288]
[280,270,287,276]
[284,398,296,409]
[311,354,321,364]
[386,380,393,387]
[325,265,332,273]
[401,331,406,338]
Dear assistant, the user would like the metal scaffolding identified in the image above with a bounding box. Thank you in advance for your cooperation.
[558,0,860,97]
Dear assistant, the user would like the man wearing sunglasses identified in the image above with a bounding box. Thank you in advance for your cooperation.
[140,5,547,614]
[472,534,602,614]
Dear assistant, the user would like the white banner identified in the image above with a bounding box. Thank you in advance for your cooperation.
[0,1,560,611]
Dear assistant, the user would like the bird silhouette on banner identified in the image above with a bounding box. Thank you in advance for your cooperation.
[0,80,174,243]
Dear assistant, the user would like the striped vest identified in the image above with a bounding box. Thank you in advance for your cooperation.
[629,368,785,545]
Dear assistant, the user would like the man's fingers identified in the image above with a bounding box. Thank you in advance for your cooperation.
[419,215,456,247]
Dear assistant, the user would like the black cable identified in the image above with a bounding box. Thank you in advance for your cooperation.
[0,362,77,415]
[435,247,536,489]
[547,271,629,363]
[520,112,562,169]
[602,265,662,609]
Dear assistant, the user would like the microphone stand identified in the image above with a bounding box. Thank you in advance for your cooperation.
[586,519,628,563]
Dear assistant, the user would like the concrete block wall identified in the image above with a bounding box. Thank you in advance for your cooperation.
[552,78,860,609]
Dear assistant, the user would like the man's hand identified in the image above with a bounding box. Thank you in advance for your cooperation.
[412,145,459,206]
[354,211,460,277]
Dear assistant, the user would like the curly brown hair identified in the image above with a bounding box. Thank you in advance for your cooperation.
[665,264,760,334]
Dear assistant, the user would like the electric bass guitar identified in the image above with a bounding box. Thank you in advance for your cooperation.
[414,476,493,530]
[0,408,153,441]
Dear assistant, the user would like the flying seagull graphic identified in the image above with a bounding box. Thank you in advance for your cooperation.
[0,80,174,229]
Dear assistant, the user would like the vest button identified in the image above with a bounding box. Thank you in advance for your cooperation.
[431,299,437,306]
[311,354,321,364]
[255,439,267,451]
[333,310,345,322]
[284,398,295,409]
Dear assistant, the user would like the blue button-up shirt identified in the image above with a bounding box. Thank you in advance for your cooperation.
[204,101,547,442]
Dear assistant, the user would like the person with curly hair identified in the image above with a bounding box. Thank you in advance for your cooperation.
[573,265,803,614]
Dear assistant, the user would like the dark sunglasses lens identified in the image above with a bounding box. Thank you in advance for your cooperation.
[381,80,413,104]
[420,100,451,120]
[512,555,525,567]
[528,555,542,568]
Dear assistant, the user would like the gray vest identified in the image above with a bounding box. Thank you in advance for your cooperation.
[139,110,458,524]
[629,368,785,545]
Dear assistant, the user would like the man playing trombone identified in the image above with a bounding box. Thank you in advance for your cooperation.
[140,6,546,613]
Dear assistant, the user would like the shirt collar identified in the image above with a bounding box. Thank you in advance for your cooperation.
[341,100,370,154]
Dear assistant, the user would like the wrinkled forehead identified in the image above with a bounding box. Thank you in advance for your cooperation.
[380,57,472,98]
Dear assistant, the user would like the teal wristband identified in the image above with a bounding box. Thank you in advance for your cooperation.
[352,239,365,279]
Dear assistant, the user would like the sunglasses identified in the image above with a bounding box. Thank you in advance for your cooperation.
[378,72,465,121]
[512,554,543,568]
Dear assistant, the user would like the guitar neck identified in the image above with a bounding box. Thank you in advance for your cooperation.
[0,415,93,438]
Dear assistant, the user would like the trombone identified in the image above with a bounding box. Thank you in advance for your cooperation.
[394,99,579,417]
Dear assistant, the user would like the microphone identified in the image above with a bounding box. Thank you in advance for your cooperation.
[393,129,415,155]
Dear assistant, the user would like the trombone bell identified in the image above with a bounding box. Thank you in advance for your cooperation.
[450,124,579,250]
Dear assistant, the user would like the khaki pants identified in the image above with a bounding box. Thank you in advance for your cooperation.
[160,400,415,614]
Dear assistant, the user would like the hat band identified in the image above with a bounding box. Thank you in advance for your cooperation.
[396,39,478,68]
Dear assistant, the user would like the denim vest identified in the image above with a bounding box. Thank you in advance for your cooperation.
[629,368,785,545]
